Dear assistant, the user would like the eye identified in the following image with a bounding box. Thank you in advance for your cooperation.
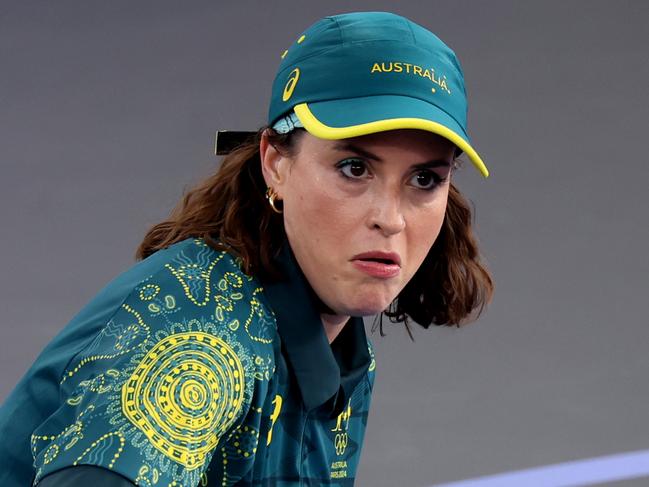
[337,158,370,179]
[409,170,446,190]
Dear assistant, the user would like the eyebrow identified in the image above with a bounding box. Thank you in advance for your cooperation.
[333,142,451,168]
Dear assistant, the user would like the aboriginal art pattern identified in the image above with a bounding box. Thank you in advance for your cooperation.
[31,239,277,486]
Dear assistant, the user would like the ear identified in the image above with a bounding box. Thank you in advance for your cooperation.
[259,129,288,192]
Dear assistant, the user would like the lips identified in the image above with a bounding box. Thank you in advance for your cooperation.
[351,251,401,279]
[351,251,401,266]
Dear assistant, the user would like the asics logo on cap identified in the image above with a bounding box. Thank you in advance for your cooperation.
[282,68,300,101]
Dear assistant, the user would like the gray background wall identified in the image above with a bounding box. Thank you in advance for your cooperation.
[1,1,648,486]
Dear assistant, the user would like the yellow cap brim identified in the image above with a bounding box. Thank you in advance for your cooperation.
[294,102,489,178]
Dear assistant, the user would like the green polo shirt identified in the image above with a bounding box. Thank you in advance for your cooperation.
[0,236,376,486]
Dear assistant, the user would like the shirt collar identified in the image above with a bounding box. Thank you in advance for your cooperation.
[259,237,371,415]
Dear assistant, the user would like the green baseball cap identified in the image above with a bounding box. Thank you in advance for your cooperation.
[268,11,489,178]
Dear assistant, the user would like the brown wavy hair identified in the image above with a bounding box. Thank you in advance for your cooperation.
[135,126,493,339]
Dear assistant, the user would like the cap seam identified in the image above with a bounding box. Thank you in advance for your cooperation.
[404,17,417,45]
[331,15,345,45]
[275,46,341,76]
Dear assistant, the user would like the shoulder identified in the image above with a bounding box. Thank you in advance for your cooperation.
[62,236,279,389]
[138,237,278,354]
[31,238,279,486]
[50,237,276,381]
[94,236,276,349]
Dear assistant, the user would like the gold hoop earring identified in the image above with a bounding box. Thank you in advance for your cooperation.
[265,187,283,214]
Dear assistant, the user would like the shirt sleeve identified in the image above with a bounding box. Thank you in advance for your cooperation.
[38,465,135,487]
[30,252,274,487]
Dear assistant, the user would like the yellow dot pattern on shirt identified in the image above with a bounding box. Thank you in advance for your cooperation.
[60,303,150,385]
[30,405,95,461]
[165,252,225,307]
[243,289,274,345]
[221,447,228,486]
[233,425,258,457]
[42,444,59,464]
[220,424,260,486]
[73,431,125,469]
[139,284,160,301]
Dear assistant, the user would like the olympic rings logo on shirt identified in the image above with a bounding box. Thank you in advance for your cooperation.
[334,432,348,456]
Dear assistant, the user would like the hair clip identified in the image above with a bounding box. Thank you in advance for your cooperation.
[214,130,257,155]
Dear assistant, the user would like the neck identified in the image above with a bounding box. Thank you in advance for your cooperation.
[320,313,350,344]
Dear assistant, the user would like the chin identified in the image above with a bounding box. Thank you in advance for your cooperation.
[341,291,395,317]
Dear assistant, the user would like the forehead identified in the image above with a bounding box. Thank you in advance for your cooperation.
[297,128,456,159]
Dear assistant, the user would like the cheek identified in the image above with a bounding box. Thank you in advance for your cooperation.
[284,175,359,244]
[406,194,449,266]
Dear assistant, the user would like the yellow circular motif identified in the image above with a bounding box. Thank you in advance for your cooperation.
[180,379,207,409]
[139,284,160,301]
[121,332,245,470]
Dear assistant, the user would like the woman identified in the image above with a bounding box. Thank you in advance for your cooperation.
[0,11,493,486]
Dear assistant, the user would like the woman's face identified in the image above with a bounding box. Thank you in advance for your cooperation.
[260,128,455,317]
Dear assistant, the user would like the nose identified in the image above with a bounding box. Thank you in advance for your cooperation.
[367,191,406,236]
